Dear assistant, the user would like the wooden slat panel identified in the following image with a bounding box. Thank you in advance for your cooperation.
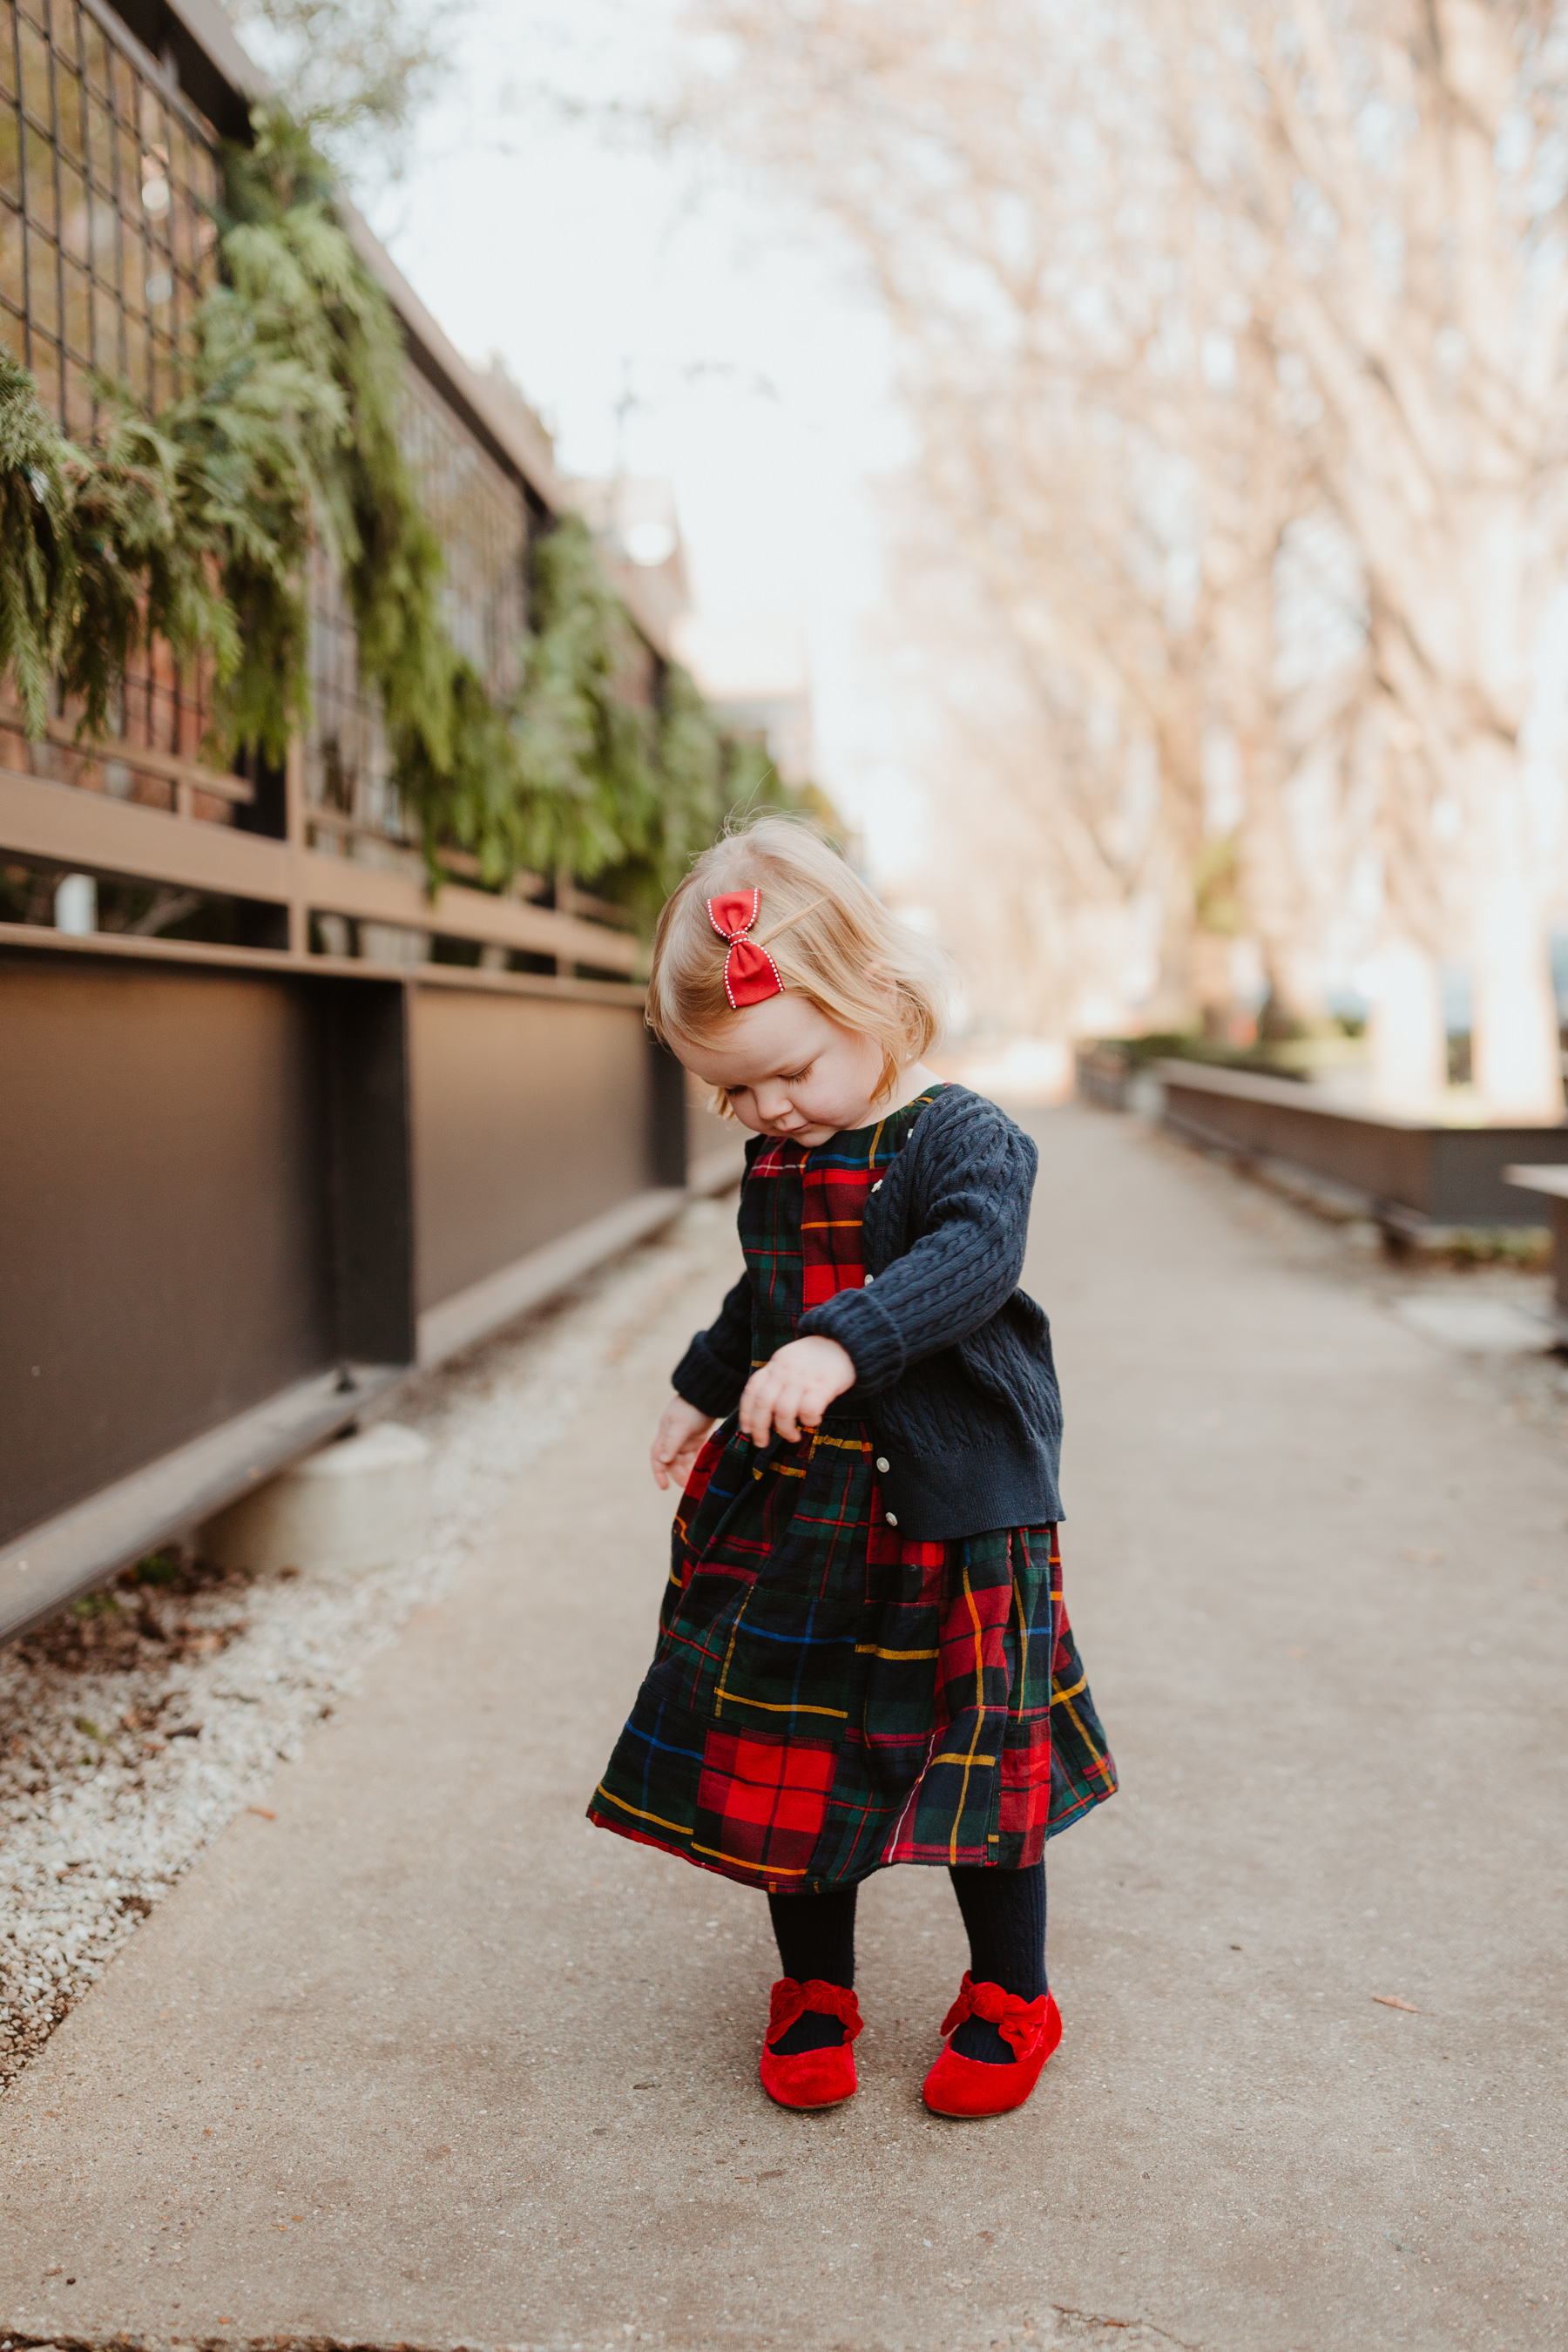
[0,764,295,897]
[0,714,256,805]
[0,766,639,971]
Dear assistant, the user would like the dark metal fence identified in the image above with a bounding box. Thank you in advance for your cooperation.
[0,0,743,1640]
[0,931,730,1641]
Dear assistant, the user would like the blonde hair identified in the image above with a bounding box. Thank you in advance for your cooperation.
[647,816,950,1114]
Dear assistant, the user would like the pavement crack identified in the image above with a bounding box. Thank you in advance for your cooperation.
[1044,2305,1206,2352]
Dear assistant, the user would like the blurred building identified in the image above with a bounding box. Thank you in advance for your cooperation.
[573,477,817,794]
[672,612,816,790]
[571,475,693,659]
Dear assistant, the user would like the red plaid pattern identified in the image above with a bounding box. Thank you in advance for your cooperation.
[696,1731,837,1876]
[590,1092,1116,1890]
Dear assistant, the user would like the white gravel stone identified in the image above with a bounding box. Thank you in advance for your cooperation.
[0,1200,738,2090]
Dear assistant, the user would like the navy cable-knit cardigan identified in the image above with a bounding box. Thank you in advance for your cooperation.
[669,1084,1063,1541]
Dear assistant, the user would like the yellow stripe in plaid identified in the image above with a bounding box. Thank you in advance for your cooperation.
[586,1099,1117,1893]
[591,1787,693,1840]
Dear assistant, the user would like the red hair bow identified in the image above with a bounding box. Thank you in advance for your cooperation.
[706,887,784,1010]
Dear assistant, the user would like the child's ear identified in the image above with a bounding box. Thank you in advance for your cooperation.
[865,960,900,1004]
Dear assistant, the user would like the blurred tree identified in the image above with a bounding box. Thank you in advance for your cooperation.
[1181,0,1568,1112]
[687,0,1568,1112]
[682,0,1341,1045]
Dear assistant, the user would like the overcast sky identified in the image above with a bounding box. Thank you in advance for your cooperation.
[362,0,928,876]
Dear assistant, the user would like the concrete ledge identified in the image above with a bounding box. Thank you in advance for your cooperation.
[1157,1058,1568,1227]
[0,1363,401,1645]
[3,1143,750,1643]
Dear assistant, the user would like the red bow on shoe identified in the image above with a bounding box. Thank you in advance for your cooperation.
[766,1977,864,2047]
[939,1971,1051,2060]
[707,888,784,1010]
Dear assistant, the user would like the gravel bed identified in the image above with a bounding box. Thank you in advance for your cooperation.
[0,1199,737,2094]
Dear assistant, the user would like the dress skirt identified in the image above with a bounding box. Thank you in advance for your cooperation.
[588,1416,1116,1894]
[588,1088,1117,1896]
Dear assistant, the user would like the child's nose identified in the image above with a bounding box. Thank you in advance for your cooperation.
[754,1079,792,1119]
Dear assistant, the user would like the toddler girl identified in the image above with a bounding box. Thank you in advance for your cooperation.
[589,819,1115,2117]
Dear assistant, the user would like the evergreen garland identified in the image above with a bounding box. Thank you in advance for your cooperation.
[0,102,813,927]
[0,350,73,737]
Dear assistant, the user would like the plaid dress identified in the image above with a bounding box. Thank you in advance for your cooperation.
[589,1088,1116,1894]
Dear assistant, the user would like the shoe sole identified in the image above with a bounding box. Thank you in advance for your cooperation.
[761,2086,856,2112]
[923,2095,1029,2119]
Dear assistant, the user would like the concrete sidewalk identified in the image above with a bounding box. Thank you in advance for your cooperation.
[3,1106,1566,2352]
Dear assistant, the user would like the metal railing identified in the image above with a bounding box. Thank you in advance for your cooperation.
[0,0,743,1646]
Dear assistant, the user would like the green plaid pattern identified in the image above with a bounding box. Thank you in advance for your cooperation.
[590,1094,1116,1891]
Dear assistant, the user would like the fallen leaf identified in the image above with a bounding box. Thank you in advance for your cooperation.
[247,1806,275,1821]
[1372,1993,1421,2012]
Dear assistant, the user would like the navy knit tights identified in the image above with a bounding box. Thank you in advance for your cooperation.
[767,1862,1047,2063]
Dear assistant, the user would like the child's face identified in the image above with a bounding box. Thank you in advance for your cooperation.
[672,995,891,1145]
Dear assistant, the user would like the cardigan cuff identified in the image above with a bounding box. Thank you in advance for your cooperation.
[670,1330,747,1420]
[798,1288,907,1395]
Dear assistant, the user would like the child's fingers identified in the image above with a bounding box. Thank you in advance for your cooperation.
[739,1375,771,1446]
[800,1375,835,1429]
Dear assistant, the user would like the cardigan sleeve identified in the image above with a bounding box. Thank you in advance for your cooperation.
[797,1111,1037,1396]
[670,1269,754,1418]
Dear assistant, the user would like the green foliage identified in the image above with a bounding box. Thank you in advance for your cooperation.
[70,1590,120,1619]
[398,513,744,921]
[130,1549,182,1585]
[0,99,793,926]
[218,111,452,769]
[59,403,241,740]
[0,351,73,734]
[0,222,335,752]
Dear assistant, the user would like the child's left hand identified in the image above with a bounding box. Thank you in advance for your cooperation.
[740,1335,857,1446]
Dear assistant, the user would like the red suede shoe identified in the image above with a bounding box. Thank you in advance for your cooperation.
[922,1973,1062,2119]
[758,1977,863,2111]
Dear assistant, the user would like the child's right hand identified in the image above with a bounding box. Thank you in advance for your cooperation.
[651,1395,717,1492]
